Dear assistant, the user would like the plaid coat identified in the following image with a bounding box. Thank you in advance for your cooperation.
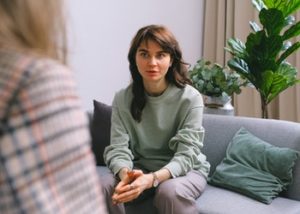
[0,49,107,214]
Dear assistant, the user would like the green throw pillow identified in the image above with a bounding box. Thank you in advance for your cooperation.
[209,127,299,204]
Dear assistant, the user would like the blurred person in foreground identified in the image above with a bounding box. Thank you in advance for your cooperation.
[0,0,107,213]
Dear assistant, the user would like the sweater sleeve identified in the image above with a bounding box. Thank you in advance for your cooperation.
[103,93,134,175]
[164,95,209,178]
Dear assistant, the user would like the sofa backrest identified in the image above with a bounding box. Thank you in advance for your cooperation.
[202,114,300,201]
[89,100,112,166]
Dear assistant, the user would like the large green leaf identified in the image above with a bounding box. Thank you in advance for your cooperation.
[245,31,264,54]
[226,38,248,59]
[258,63,300,103]
[263,35,283,59]
[263,0,300,17]
[268,78,300,103]
[266,63,300,102]
[277,42,300,64]
[246,32,282,70]
[267,74,290,103]
[259,8,285,36]
[260,70,274,99]
[227,58,251,79]
[278,62,298,80]
[282,21,300,40]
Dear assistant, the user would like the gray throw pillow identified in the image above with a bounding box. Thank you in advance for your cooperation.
[209,127,299,204]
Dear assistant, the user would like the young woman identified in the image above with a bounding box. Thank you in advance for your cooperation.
[103,24,210,214]
[0,1,107,213]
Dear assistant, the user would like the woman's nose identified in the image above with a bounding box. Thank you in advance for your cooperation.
[148,57,157,65]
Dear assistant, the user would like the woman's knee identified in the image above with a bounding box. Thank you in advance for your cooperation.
[153,180,195,214]
[154,179,178,201]
[100,170,117,195]
[154,171,207,202]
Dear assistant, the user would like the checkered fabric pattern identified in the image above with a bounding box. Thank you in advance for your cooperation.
[0,50,107,214]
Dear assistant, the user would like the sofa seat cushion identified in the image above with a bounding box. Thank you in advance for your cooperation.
[96,166,300,214]
[197,185,300,214]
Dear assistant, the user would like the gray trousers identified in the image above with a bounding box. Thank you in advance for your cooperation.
[101,170,207,214]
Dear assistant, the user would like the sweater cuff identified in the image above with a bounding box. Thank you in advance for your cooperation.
[112,164,132,176]
[164,161,183,178]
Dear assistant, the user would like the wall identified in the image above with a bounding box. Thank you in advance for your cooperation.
[66,0,204,110]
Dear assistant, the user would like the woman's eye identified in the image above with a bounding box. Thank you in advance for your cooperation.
[140,52,148,58]
[157,53,164,59]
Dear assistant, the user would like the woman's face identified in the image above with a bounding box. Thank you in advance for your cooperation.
[135,40,172,86]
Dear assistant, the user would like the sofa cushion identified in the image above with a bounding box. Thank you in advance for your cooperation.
[209,127,299,204]
[197,185,300,214]
[91,100,112,166]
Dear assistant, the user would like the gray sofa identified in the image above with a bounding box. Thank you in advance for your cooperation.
[90,101,300,214]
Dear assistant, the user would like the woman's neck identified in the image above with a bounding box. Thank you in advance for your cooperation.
[144,81,169,97]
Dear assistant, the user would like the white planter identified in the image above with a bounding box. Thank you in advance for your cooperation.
[204,96,234,116]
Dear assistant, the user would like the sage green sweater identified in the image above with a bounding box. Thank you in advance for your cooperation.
[104,84,210,178]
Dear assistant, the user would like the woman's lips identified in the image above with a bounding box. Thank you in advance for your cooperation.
[146,70,159,76]
[146,70,158,74]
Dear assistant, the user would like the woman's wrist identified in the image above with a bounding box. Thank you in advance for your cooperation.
[146,173,155,189]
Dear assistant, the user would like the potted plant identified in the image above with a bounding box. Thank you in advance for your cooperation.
[226,0,300,118]
[189,59,248,109]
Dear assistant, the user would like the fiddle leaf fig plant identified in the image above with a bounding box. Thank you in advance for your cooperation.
[189,59,248,98]
[226,0,300,118]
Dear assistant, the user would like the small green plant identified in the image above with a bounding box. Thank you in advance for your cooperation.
[189,59,248,98]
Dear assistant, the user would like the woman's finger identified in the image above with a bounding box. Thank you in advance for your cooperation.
[112,184,140,203]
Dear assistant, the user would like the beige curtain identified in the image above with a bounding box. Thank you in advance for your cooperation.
[202,0,300,122]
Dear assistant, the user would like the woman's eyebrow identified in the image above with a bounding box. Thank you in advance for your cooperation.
[137,48,148,52]
[137,49,167,54]
[157,50,168,54]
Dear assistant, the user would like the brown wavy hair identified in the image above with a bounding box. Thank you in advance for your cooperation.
[128,24,191,122]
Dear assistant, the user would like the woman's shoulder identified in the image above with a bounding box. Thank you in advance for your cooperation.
[0,49,72,81]
[1,48,68,69]
[0,50,73,108]
[171,84,203,107]
[0,50,80,124]
[170,84,201,99]
[30,56,71,78]
[115,84,132,98]
[183,84,201,96]
[113,84,133,107]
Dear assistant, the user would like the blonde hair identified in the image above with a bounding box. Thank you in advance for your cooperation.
[0,0,67,63]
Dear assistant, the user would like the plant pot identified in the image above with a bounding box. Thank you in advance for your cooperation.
[204,96,234,116]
